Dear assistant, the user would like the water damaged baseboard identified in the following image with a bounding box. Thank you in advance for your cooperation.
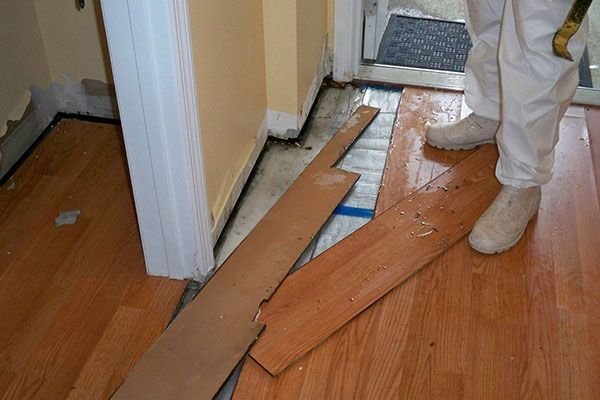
[0,78,119,180]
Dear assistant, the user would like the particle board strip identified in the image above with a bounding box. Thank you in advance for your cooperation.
[248,144,501,376]
[111,106,380,400]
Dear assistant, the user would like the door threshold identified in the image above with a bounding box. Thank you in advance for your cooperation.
[357,64,600,106]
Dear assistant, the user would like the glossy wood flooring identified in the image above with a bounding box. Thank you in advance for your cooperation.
[0,119,187,400]
[233,88,600,399]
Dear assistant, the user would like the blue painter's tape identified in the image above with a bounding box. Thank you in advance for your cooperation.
[333,205,374,219]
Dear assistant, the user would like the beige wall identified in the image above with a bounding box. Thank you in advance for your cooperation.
[33,0,112,84]
[327,0,335,49]
[297,0,328,115]
[263,0,330,120]
[189,0,268,227]
[263,0,298,116]
[0,0,51,137]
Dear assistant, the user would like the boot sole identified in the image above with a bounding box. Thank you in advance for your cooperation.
[427,138,495,151]
[468,196,541,255]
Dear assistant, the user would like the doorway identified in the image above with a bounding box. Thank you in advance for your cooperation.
[354,0,600,105]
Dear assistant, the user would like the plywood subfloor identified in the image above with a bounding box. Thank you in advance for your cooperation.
[0,119,187,400]
[233,89,600,399]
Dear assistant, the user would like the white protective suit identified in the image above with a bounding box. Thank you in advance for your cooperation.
[463,0,590,187]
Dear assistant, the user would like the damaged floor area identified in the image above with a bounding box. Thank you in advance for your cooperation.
[214,85,401,267]
[212,85,402,399]
[231,89,600,399]
[3,83,599,400]
[0,119,186,399]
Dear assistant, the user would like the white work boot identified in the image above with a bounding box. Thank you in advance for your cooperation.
[426,113,499,150]
[469,185,541,254]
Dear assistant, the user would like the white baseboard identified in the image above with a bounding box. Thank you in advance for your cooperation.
[52,77,119,119]
[210,115,268,244]
[266,109,299,139]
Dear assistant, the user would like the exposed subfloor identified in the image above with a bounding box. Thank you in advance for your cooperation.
[0,119,187,400]
[214,85,402,267]
[213,84,402,399]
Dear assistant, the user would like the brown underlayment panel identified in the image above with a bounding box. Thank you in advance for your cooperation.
[234,92,600,399]
[249,143,501,375]
[111,106,380,400]
[0,119,187,400]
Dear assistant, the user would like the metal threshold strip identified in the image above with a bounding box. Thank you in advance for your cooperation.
[357,63,600,106]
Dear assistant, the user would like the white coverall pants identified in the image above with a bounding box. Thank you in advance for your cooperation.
[464,0,589,187]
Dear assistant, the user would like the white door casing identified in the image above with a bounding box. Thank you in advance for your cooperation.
[333,0,362,82]
[362,0,389,60]
[100,0,215,280]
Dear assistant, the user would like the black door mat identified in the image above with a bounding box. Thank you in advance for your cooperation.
[376,14,593,88]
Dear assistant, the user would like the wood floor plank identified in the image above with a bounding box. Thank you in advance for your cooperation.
[234,91,600,399]
[375,88,467,215]
[0,119,186,400]
[112,106,380,400]
[249,144,500,375]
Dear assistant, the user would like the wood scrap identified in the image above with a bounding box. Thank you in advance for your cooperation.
[111,106,380,400]
[248,144,501,376]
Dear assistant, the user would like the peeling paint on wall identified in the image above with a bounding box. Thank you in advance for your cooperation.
[0,78,118,179]
[0,92,32,139]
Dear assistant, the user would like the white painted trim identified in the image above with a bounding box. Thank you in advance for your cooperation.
[211,116,268,242]
[573,87,600,106]
[376,0,389,51]
[363,0,388,60]
[359,64,600,106]
[363,1,377,60]
[100,0,214,279]
[266,110,299,139]
[358,64,466,90]
[333,0,362,82]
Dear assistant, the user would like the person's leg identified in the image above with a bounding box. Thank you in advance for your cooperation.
[426,0,504,150]
[496,0,588,187]
[470,0,589,254]
[463,0,504,121]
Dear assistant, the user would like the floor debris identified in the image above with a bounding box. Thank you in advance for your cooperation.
[54,209,81,227]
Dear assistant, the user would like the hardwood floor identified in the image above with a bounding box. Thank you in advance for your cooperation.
[0,119,187,400]
[233,89,600,399]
